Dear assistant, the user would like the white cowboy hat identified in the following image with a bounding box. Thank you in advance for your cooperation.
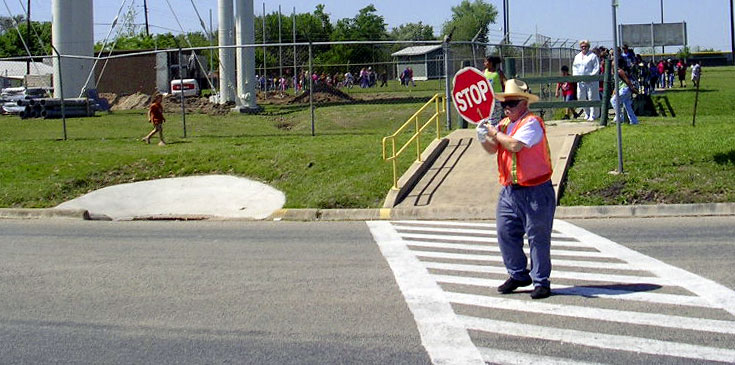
[495,79,540,103]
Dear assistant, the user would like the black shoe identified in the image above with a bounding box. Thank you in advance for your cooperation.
[530,286,551,299]
[497,277,533,294]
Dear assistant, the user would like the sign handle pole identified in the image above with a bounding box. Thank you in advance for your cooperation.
[476,108,484,121]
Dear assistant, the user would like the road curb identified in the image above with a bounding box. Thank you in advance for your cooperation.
[4,203,735,222]
[0,208,90,220]
[268,209,319,221]
[555,203,735,219]
[267,202,735,221]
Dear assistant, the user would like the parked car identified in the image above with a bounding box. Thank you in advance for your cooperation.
[170,79,200,97]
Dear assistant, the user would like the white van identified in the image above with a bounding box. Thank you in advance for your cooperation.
[170,79,200,97]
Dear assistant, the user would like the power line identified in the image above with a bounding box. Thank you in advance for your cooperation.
[80,0,129,97]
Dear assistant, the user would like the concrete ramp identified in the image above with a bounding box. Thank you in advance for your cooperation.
[384,122,602,220]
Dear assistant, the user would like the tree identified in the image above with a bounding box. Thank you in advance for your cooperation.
[0,15,25,34]
[312,4,333,37]
[319,4,389,69]
[255,5,335,76]
[97,32,211,51]
[677,46,691,61]
[117,3,140,39]
[0,21,51,57]
[389,22,435,41]
[441,0,498,43]
[693,46,720,52]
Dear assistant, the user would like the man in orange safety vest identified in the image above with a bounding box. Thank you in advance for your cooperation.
[475,79,555,300]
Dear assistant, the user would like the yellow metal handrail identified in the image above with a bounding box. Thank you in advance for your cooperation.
[382,93,446,190]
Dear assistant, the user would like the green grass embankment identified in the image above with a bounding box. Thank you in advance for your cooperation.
[0,97,440,209]
[560,66,735,205]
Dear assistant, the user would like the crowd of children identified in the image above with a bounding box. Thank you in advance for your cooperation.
[254,66,399,94]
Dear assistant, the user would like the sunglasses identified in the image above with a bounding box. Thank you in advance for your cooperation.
[501,99,523,108]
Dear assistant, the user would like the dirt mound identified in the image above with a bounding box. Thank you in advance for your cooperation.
[111,92,151,110]
[289,84,354,104]
[99,92,118,106]
[104,92,235,115]
[162,95,236,115]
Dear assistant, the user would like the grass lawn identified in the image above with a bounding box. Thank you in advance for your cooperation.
[0,97,441,209]
[3,67,734,209]
[560,66,735,205]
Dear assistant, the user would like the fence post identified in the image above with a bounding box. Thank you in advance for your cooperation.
[52,46,67,140]
[179,46,187,138]
[309,41,314,137]
[443,40,452,130]
[692,78,700,127]
[600,57,612,127]
[262,2,267,100]
[521,47,525,78]
[611,0,624,174]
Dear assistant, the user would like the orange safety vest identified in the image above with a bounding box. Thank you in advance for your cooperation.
[497,113,553,187]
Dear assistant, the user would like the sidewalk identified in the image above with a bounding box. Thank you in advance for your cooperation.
[382,121,601,220]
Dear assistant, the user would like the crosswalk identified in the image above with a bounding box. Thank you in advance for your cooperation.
[367,220,735,365]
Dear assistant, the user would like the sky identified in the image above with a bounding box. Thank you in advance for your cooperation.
[2,0,733,52]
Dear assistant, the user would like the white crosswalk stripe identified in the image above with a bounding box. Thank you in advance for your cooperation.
[367,219,735,365]
[477,347,603,365]
[424,262,674,286]
[414,250,634,270]
[405,240,618,258]
[399,232,581,245]
[458,315,735,363]
[430,274,713,308]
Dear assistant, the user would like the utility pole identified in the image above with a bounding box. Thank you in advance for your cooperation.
[502,0,509,44]
[143,0,150,37]
[730,0,734,65]
[209,9,214,75]
[26,0,30,75]
[292,7,296,89]
[262,2,267,98]
[278,5,282,80]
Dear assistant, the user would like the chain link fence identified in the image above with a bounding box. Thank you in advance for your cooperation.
[0,40,577,140]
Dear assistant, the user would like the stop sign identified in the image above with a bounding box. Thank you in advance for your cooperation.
[451,67,495,125]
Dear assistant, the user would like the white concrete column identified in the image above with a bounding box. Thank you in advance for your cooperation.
[235,0,258,110]
[52,0,94,98]
[218,0,236,103]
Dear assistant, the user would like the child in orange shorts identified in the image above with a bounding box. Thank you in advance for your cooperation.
[142,93,166,146]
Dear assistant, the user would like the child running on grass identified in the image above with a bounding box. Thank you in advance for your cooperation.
[142,93,166,146]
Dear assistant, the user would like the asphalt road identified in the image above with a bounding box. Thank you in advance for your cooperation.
[567,216,735,291]
[2,217,734,364]
[0,220,430,364]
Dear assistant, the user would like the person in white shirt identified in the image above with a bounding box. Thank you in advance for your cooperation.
[691,61,702,88]
[572,40,600,121]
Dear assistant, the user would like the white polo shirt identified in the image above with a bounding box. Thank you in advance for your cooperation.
[505,113,543,148]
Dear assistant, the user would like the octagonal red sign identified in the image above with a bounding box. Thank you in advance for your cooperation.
[451,67,495,125]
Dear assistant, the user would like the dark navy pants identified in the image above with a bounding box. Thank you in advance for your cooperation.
[496,181,555,288]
